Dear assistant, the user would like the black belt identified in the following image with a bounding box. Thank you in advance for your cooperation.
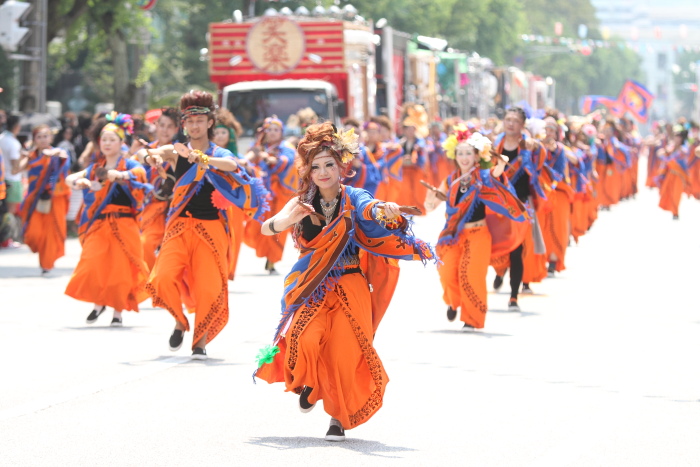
[96,212,134,220]
[338,267,362,276]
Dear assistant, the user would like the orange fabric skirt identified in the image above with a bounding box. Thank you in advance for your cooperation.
[146,217,229,348]
[227,206,245,280]
[23,194,68,270]
[65,208,149,311]
[256,272,388,430]
[658,172,684,216]
[139,200,168,270]
[243,194,288,264]
[395,166,427,213]
[522,221,547,284]
[595,162,621,207]
[359,251,400,333]
[437,226,491,328]
[571,198,588,243]
[538,190,570,272]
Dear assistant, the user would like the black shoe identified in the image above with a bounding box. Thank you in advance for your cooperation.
[508,298,521,312]
[86,306,106,324]
[191,347,207,360]
[446,306,457,322]
[169,329,184,351]
[265,260,279,275]
[493,275,504,291]
[673,214,679,220]
[110,317,123,327]
[547,262,556,277]
[462,323,475,332]
[299,386,315,413]
[325,418,345,442]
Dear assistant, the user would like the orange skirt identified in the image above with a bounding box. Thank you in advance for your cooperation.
[243,194,288,264]
[256,272,388,430]
[522,221,547,284]
[65,209,149,311]
[395,166,427,213]
[139,200,168,270]
[359,251,400,333]
[227,206,246,280]
[23,194,68,270]
[658,171,684,216]
[437,226,491,328]
[146,217,229,348]
[596,162,621,207]
[571,198,587,243]
[538,190,570,272]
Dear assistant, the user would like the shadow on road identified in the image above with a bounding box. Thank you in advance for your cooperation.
[418,330,511,338]
[61,325,146,331]
[246,436,417,458]
[488,309,540,318]
[0,266,75,279]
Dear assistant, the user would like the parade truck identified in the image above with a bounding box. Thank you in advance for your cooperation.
[208,12,376,148]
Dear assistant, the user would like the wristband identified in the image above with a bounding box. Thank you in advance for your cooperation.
[269,219,281,234]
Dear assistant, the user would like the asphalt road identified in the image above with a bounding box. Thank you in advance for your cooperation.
[1,176,699,466]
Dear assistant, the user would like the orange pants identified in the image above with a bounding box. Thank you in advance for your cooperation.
[257,273,388,430]
[65,211,149,311]
[243,195,288,264]
[437,226,491,328]
[379,177,402,203]
[147,217,229,348]
[658,172,684,216]
[139,200,168,270]
[539,190,570,272]
[571,198,588,243]
[23,194,68,270]
[395,166,427,213]
[359,252,400,333]
[227,206,245,280]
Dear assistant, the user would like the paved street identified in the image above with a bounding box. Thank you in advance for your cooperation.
[1,178,699,466]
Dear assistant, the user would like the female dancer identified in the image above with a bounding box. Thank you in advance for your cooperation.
[254,122,435,441]
[242,116,297,274]
[65,112,151,326]
[656,125,690,219]
[426,127,527,330]
[18,125,71,275]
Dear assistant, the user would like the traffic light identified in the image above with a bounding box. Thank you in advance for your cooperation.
[0,1,32,52]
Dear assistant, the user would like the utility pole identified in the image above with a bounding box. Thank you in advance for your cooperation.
[16,0,47,113]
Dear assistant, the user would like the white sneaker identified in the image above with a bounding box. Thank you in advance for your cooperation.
[508,299,521,312]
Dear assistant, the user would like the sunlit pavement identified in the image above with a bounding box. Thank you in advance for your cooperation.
[1,176,699,466]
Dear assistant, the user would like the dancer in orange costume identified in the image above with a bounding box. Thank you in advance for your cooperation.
[567,123,597,243]
[539,117,576,275]
[427,126,526,330]
[212,107,246,279]
[242,116,297,274]
[395,107,429,213]
[255,122,435,441]
[595,120,630,210]
[363,117,403,202]
[132,107,179,270]
[18,125,70,275]
[65,112,151,327]
[656,125,690,220]
[491,108,549,311]
[142,91,268,358]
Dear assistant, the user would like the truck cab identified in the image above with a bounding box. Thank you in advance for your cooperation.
[221,79,342,150]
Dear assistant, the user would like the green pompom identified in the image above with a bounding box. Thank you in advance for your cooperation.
[255,345,280,368]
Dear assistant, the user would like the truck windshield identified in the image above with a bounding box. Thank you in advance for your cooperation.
[226,89,330,137]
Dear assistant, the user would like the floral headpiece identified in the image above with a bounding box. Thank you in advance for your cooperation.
[442,123,471,160]
[324,125,359,164]
[101,111,134,140]
[466,132,494,169]
[402,104,430,138]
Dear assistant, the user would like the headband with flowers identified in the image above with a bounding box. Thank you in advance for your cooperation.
[321,125,359,164]
[442,123,471,160]
[465,132,494,169]
[263,116,284,130]
[101,111,134,140]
